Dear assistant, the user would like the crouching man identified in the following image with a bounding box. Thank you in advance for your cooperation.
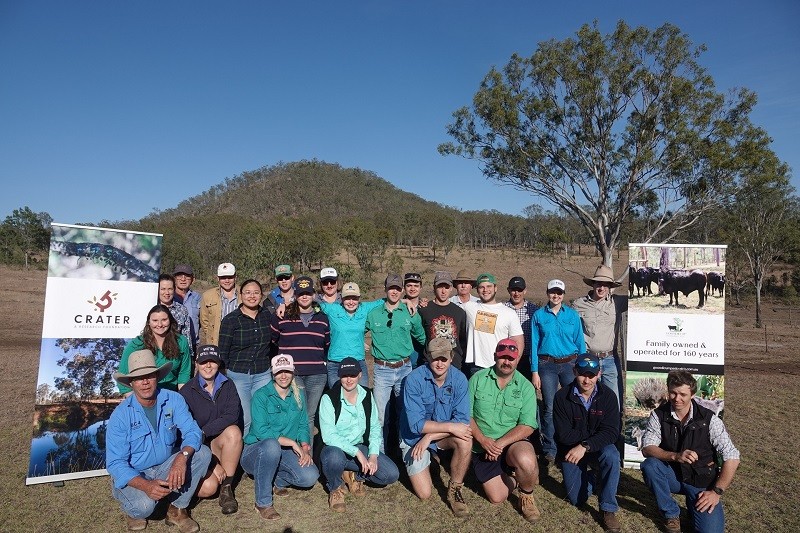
[107,349,212,532]
[400,338,473,517]
[641,370,740,533]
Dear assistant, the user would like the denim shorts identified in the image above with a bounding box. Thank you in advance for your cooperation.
[399,440,440,476]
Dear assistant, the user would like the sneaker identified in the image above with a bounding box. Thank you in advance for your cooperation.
[342,470,366,497]
[256,505,281,521]
[125,515,147,531]
[517,491,541,522]
[273,486,289,496]
[603,511,621,533]
[447,481,469,517]
[664,517,681,533]
[165,504,199,533]
[218,481,239,515]
[328,487,347,513]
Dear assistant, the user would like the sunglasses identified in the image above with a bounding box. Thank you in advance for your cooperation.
[277,275,292,282]
[548,290,564,295]
[321,279,337,286]
[495,343,518,353]
[576,358,599,371]
[387,311,393,328]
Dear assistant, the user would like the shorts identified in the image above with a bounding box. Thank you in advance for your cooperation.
[399,439,439,477]
[472,447,515,483]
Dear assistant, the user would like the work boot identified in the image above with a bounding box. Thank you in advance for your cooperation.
[165,505,199,533]
[517,490,541,522]
[125,515,147,531]
[664,517,682,533]
[218,480,238,515]
[446,481,469,517]
[256,505,281,520]
[328,486,347,513]
[342,470,366,497]
[603,511,622,532]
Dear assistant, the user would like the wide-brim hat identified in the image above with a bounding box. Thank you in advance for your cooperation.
[114,349,172,386]
[452,269,475,285]
[583,265,622,288]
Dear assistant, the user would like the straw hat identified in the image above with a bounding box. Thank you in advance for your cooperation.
[583,265,622,287]
[114,349,172,386]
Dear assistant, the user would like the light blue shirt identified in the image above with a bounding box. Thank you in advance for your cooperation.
[400,364,470,447]
[530,304,586,372]
[319,299,384,362]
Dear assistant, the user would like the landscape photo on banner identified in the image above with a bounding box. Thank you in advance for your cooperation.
[623,244,726,468]
[27,224,162,485]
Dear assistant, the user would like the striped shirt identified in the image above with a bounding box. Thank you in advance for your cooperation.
[504,300,539,360]
[641,405,740,461]
[270,309,330,376]
[221,291,239,319]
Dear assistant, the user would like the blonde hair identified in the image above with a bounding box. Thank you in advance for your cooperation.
[290,379,302,409]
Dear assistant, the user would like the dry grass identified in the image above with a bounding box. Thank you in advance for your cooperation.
[1,250,799,532]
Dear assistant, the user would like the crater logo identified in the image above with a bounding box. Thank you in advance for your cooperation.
[87,290,118,312]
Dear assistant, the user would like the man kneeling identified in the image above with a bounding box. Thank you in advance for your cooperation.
[319,357,400,512]
[107,350,211,532]
[468,339,541,522]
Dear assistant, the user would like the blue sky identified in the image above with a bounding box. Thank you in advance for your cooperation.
[2,1,798,224]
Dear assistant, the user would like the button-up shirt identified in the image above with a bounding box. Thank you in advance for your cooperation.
[245,383,310,445]
[365,303,426,362]
[319,385,382,457]
[572,293,619,354]
[174,289,201,344]
[218,306,272,375]
[319,299,385,362]
[530,304,586,372]
[401,365,470,447]
[504,300,539,359]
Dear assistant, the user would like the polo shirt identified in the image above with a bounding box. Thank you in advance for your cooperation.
[365,303,426,362]
[400,365,470,446]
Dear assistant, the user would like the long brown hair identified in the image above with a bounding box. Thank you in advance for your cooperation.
[142,304,181,359]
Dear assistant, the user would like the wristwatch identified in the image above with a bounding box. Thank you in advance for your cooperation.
[712,486,724,495]
[580,441,591,452]
[181,450,190,458]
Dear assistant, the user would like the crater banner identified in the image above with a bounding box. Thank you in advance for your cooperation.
[27,223,162,485]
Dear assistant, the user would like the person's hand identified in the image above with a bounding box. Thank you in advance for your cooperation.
[275,303,286,319]
[297,447,313,467]
[675,449,698,464]
[564,444,587,464]
[531,372,541,390]
[166,453,188,490]
[449,423,472,441]
[145,479,172,500]
[366,454,379,476]
[695,490,721,513]
[482,437,503,461]
[411,435,432,461]
[212,464,227,484]
[355,449,370,475]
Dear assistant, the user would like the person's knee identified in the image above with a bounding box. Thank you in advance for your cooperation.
[298,465,320,488]
[598,443,620,464]
[120,492,157,519]
[414,483,433,500]
[219,424,242,444]
[197,476,220,498]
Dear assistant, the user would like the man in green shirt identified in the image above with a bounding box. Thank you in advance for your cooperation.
[365,273,426,453]
[469,338,541,523]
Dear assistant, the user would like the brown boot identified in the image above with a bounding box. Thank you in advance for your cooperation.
[603,511,622,532]
[446,481,469,517]
[328,486,347,513]
[664,517,682,533]
[125,515,147,531]
[218,480,238,515]
[165,505,199,533]
[342,470,366,497]
[517,490,541,522]
[256,505,281,520]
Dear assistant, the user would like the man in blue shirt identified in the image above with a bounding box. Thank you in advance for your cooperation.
[172,264,201,350]
[107,349,211,532]
[531,279,586,463]
[400,338,472,517]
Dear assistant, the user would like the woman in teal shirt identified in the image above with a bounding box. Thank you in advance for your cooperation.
[117,304,192,395]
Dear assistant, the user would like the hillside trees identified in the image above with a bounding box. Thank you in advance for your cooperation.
[440,21,768,267]
[0,206,51,267]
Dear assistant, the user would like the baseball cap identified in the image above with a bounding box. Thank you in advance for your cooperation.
[547,279,566,292]
[404,272,422,284]
[575,354,600,376]
[196,345,221,365]
[338,357,361,377]
[427,337,453,360]
[320,267,338,281]
[294,276,315,295]
[433,271,453,287]
[341,282,361,298]
[271,354,295,374]
[508,276,526,290]
[217,263,236,277]
[173,264,194,276]
[494,338,520,359]
[275,264,293,277]
[385,273,403,290]
[476,273,496,285]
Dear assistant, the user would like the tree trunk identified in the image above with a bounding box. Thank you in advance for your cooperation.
[754,278,763,328]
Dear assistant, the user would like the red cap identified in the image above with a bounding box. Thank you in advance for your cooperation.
[494,339,520,359]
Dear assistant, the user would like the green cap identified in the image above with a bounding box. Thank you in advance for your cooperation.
[275,264,293,276]
[476,273,496,285]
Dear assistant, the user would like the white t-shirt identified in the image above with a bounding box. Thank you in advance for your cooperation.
[462,301,523,368]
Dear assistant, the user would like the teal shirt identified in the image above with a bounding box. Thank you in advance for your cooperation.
[244,383,310,445]
[319,299,384,362]
[468,367,538,453]
[365,303,426,362]
[118,335,192,394]
[319,385,381,457]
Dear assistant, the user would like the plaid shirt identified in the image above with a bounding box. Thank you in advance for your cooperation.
[504,300,539,359]
[218,306,272,374]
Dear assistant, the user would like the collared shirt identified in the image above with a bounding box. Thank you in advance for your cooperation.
[221,290,239,319]
[218,306,272,375]
[166,301,192,347]
[400,365,470,446]
[314,292,342,305]
[245,383,310,445]
[449,294,479,308]
[530,304,586,372]
[106,389,202,489]
[174,289,201,344]
[319,299,385,362]
[117,335,192,394]
[468,367,538,453]
[572,293,618,354]
[641,404,740,462]
[571,384,598,411]
[365,303,426,362]
[198,371,228,399]
[319,385,381,457]
[504,300,539,360]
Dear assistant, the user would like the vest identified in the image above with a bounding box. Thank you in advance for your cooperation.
[655,399,719,488]
[324,382,373,447]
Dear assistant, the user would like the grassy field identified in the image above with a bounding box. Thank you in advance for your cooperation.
[1,248,798,532]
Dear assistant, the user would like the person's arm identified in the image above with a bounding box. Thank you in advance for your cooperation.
[269,313,282,348]
[410,312,426,346]
[319,394,359,456]
[106,409,142,489]
[584,390,621,451]
[530,313,541,388]
[367,390,382,458]
[572,308,587,354]
[217,314,235,368]
[510,334,525,360]
[198,292,212,346]
[695,458,740,513]
[176,336,192,386]
[553,390,581,447]
[200,379,242,437]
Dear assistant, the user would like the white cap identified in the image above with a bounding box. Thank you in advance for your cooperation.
[320,267,338,280]
[217,263,236,276]
[547,279,566,292]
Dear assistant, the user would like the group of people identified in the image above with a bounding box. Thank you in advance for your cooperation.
[107,262,739,533]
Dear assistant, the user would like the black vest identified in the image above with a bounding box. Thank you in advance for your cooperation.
[324,382,373,447]
[655,399,719,488]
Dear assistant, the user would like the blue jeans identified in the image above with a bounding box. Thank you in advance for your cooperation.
[327,359,369,388]
[294,373,328,440]
[539,357,576,457]
[372,361,412,453]
[240,439,319,508]
[598,355,621,406]
[560,443,620,511]
[320,444,400,492]
[226,369,272,435]
[641,457,725,533]
[112,445,212,518]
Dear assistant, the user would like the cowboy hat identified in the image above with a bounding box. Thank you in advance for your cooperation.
[583,265,622,287]
[114,349,172,386]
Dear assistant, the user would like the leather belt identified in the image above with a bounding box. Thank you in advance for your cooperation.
[589,351,614,358]
[538,354,577,363]
[373,357,411,369]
